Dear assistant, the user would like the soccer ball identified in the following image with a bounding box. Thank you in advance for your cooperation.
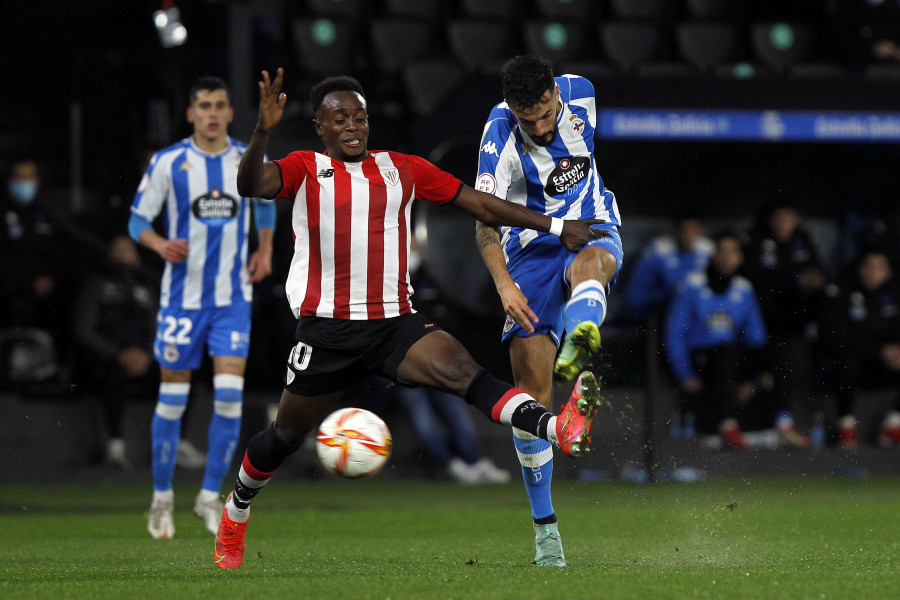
[316,408,392,478]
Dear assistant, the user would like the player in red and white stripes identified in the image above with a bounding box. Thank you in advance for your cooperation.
[213,69,607,569]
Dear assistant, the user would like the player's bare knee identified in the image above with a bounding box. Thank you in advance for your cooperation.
[432,353,482,396]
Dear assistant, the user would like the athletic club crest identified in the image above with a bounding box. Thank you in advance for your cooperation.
[380,167,400,186]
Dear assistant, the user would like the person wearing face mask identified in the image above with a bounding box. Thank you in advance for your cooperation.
[0,157,66,337]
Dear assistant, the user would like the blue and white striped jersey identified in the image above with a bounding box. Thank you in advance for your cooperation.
[476,74,621,269]
[131,136,268,310]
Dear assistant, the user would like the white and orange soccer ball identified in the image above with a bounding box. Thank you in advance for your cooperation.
[315,408,392,478]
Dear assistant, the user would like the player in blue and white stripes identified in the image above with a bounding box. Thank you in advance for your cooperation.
[129,76,276,539]
[475,56,623,567]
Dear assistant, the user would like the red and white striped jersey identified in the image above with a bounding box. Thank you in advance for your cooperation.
[274,150,462,320]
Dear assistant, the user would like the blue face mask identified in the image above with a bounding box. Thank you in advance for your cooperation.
[9,180,37,204]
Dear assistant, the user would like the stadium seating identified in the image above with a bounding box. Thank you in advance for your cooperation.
[535,0,598,20]
[609,0,675,21]
[459,0,520,20]
[636,61,698,78]
[559,59,618,82]
[306,0,368,21]
[788,62,848,80]
[383,0,444,23]
[751,22,815,73]
[523,21,590,66]
[676,21,744,72]
[447,20,518,73]
[403,58,466,117]
[600,21,670,72]
[370,18,440,76]
[684,0,749,22]
[291,17,359,77]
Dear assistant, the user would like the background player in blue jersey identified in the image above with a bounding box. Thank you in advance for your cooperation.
[129,76,276,539]
[664,231,768,448]
[475,56,623,567]
[626,209,713,324]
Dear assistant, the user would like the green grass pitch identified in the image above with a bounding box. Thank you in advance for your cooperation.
[1,477,897,600]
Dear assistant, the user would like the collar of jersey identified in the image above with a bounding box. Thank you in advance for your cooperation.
[189,136,233,158]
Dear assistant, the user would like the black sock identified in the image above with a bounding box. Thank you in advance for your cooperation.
[465,370,552,439]
[232,424,302,508]
[534,514,558,526]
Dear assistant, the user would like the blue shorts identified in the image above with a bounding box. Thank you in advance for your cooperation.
[501,223,623,346]
[153,301,252,370]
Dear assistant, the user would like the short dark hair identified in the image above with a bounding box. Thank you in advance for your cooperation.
[310,76,366,115]
[189,76,231,105]
[502,55,555,111]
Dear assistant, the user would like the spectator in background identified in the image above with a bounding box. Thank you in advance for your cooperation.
[72,235,159,471]
[392,382,511,484]
[0,158,68,342]
[626,209,714,325]
[665,231,809,448]
[817,246,900,448]
[741,193,825,441]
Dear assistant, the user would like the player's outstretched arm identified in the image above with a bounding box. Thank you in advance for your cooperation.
[237,68,287,199]
[454,185,607,251]
[476,221,538,333]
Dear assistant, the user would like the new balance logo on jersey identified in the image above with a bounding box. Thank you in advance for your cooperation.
[318,168,335,178]
[481,141,499,156]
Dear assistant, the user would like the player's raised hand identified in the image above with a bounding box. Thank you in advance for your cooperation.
[559,219,610,251]
[257,68,287,133]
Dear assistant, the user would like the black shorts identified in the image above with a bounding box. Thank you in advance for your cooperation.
[283,313,443,396]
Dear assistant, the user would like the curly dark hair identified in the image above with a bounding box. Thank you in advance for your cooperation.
[310,76,366,115]
[502,55,555,111]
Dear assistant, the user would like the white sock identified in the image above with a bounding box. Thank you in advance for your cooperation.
[546,416,559,446]
[226,495,251,523]
[197,489,219,504]
[153,489,174,505]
